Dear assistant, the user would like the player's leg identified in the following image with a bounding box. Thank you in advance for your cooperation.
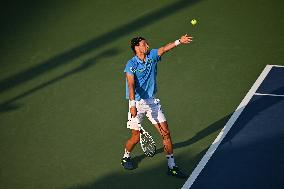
[154,121,173,154]
[124,129,140,155]
[153,121,187,178]
[121,108,144,170]
[145,99,173,155]
[121,130,140,170]
[153,121,175,164]
[147,98,187,178]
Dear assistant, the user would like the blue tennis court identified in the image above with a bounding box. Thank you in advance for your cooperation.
[182,65,284,189]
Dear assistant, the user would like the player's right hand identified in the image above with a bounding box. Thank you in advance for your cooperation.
[180,34,193,44]
[130,106,137,118]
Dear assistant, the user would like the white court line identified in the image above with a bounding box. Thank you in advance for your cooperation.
[255,93,284,97]
[181,65,275,189]
[269,64,284,68]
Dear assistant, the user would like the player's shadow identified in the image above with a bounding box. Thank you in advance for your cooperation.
[0,48,120,113]
[0,0,201,94]
[132,114,231,169]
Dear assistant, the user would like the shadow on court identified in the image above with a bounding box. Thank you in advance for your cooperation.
[223,86,284,143]
[0,0,201,94]
[67,114,230,189]
[0,48,120,113]
[132,114,231,169]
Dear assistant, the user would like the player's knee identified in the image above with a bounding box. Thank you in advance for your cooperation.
[131,132,140,144]
[161,130,171,140]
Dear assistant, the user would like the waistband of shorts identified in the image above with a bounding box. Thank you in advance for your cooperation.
[128,97,156,107]
[137,97,155,103]
[136,97,158,106]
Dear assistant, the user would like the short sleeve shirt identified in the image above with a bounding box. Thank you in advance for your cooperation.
[124,49,161,101]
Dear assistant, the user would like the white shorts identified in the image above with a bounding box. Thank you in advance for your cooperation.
[127,97,167,130]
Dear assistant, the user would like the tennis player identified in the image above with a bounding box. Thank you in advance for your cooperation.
[121,34,192,178]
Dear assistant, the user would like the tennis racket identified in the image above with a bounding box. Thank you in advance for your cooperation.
[139,125,156,157]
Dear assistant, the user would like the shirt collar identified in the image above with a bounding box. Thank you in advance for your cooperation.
[134,52,150,64]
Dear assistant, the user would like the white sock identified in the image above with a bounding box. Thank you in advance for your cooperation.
[166,154,176,169]
[123,149,131,158]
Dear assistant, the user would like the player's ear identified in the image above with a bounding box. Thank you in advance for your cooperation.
[145,41,149,48]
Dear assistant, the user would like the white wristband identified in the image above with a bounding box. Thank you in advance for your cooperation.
[175,39,181,46]
[129,100,136,107]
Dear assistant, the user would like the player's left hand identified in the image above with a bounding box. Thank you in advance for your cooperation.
[180,34,193,44]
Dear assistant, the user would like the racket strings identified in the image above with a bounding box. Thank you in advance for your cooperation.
[140,131,156,157]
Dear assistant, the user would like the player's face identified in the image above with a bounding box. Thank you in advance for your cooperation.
[137,40,149,54]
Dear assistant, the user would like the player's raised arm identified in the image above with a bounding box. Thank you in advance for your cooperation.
[157,34,193,57]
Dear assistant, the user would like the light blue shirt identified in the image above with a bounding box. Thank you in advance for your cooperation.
[124,49,161,101]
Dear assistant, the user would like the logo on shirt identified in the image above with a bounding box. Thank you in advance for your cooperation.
[130,67,136,73]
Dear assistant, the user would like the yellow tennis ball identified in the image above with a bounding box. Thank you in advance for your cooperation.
[191,19,197,26]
